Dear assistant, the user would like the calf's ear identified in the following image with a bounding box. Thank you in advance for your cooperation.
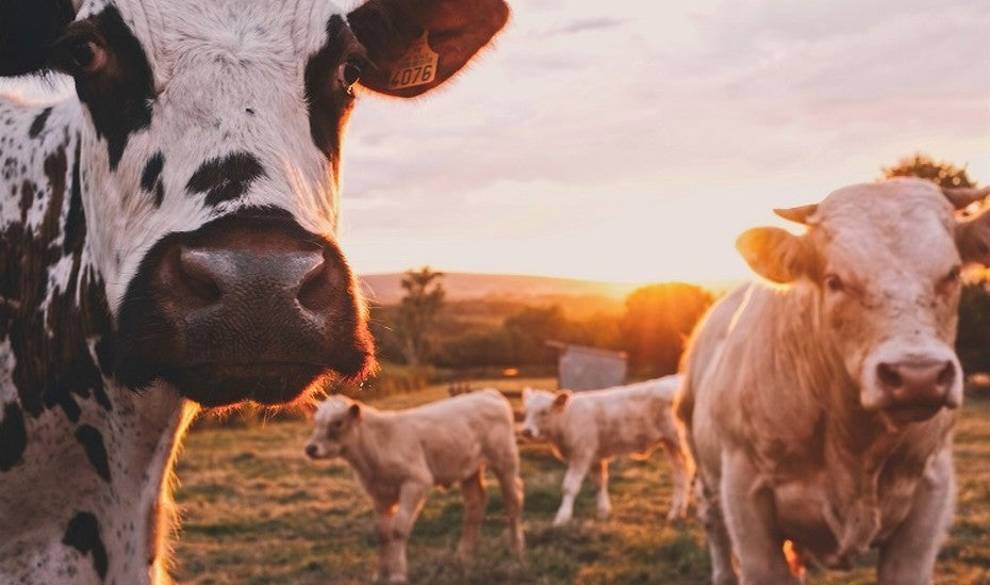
[348,403,363,421]
[552,391,571,410]
[0,0,77,77]
[957,209,990,266]
[736,227,815,284]
[347,0,509,97]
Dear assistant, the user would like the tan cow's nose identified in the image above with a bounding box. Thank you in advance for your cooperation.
[876,360,956,406]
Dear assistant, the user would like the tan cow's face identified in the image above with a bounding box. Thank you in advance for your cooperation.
[305,397,361,460]
[738,179,990,424]
[520,388,570,440]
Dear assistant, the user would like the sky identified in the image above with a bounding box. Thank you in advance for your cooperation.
[5,0,989,284]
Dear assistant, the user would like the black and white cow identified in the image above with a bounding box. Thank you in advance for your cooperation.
[0,0,508,582]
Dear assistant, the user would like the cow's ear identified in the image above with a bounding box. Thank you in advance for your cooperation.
[0,0,77,77]
[957,209,990,266]
[347,0,509,98]
[552,391,571,410]
[737,227,815,284]
[348,403,362,421]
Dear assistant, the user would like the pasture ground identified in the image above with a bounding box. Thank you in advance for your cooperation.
[173,380,990,585]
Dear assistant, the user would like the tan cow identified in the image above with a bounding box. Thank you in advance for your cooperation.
[305,390,524,584]
[520,376,690,525]
[677,179,990,585]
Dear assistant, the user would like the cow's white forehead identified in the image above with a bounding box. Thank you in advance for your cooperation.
[316,396,352,421]
[523,389,554,409]
[815,179,959,276]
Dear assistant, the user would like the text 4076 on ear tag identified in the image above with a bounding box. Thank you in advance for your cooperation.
[389,34,439,90]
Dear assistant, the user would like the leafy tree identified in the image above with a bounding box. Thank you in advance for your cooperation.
[621,283,714,378]
[882,152,976,189]
[396,267,445,366]
[958,280,990,374]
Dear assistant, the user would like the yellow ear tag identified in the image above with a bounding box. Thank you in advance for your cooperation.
[388,33,439,90]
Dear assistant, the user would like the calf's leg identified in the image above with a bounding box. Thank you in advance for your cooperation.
[554,456,592,526]
[373,502,398,582]
[697,479,740,585]
[458,469,488,561]
[493,461,526,556]
[663,438,691,520]
[877,450,954,585]
[388,481,429,584]
[588,460,612,520]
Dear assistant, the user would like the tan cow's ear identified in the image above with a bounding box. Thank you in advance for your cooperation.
[957,208,990,265]
[348,0,509,98]
[552,391,571,410]
[348,403,362,421]
[736,227,814,284]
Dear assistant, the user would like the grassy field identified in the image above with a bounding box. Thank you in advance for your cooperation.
[172,380,990,585]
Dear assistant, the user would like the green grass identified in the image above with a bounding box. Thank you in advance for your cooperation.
[172,383,990,585]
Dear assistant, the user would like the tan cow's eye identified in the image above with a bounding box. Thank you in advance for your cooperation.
[824,274,844,293]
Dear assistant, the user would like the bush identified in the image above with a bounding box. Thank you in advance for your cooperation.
[958,280,990,375]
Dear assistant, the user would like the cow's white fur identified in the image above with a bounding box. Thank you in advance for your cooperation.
[0,1,506,583]
[677,179,977,585]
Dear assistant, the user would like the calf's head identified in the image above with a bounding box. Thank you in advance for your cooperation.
[1,0,508,406]
[738,179,990,424]
[520,388,570,440]
[305,396,362,459]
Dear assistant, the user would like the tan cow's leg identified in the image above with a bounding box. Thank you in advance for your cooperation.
[493,461,526,556]
[554,456,592,526]
[388,481,429,584]
[877,449,954,585]
[662,438,691,520]
[458,469,488,561]
[697,480,739,585]
[721,451,798,585]
[589,460,612,520]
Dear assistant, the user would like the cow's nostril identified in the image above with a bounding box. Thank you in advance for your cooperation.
[876,363,903,390]
[297,253,336,313]
[305,444,318,458]
[936,361,955,389]
[175,247,222,305]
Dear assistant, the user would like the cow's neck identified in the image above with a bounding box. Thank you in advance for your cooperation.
[0,95,192,584]
[763,283,950,562]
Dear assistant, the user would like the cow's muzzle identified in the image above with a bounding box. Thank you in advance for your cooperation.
[114,208,374,406]
[861,346,963,423]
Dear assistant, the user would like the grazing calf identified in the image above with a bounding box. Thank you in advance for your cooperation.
[0,1,508,583]
[305,390,525,584]
[677,179,990,585]
[520,376,690,526]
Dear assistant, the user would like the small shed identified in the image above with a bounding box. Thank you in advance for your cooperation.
[546,341,627,391]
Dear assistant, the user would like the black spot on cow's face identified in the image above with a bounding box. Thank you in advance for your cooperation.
[28,107,53,139]
[51,6,154,170]
[75,424,111,482]
[140,152,165,207]
[62,512,109,579]
[305,15,364,170]
[186,152,266,207]
[0,0,75,76]
[0,403,27,472]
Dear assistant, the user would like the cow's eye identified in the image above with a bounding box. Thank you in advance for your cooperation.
[942,266,962,288]
[824,273,844,293]
[54,31,108,76]
[339,61,363,94]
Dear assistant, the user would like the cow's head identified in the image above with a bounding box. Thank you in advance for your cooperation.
[1,0,508,406]
[304,395,362,459]
[520,387,570,440]
[737,179,990,424]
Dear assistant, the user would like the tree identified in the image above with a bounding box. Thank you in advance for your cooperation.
[620,283,714,378]
[396,267,445,366]
[882,152,976,189]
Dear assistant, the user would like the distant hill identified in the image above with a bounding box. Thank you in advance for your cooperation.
[358,272,639,306]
